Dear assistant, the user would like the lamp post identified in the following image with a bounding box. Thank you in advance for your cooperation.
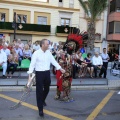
[12,12,17,39]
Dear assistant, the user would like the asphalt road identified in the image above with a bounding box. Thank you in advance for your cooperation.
[0,90,120,120]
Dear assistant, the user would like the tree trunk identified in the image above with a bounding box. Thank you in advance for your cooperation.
[87,21,95,54]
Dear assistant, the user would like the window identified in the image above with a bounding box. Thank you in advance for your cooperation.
[116,0,120,12]
[59,0,62,2]
[115,22,120,33]
[110,0,120,13]
[59,0,63,7]
[110,0,116,13]
[38,16,47,25]
[17,14,27,23]
[61,18,70,26]
[0,13,5,22]
[69,0,74,8]
[109,22,114,34]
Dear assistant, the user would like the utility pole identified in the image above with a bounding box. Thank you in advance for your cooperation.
[12,12,17,39]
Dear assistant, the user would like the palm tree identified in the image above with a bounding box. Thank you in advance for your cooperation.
[78,0,108,52]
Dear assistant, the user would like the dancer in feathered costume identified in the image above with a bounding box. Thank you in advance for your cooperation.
[55,28,88,102]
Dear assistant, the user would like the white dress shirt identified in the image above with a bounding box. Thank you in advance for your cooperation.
[92,55,103,65]
[101,53,109,62]
[33,44,40,51]
[0,50,7,64]
[1,48,10,57]
[27,48,61,74]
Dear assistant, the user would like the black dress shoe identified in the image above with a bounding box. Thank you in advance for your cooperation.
[39,111,44,118]
[43,102,47,107]
[99,75,102,78]
[2,75,6,79]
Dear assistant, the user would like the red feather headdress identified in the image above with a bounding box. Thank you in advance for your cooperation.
[67,34,83,48]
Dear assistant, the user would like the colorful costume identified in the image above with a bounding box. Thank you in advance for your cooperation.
[55,53,72,101]
[55,28,88,101]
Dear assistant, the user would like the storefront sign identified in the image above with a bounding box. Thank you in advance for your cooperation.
[111,69,120,74]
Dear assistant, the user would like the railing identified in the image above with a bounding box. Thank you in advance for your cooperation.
[56,26,76,34]
[0,22,51,32]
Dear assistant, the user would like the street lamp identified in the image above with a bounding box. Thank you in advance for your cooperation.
[12,12,17,39]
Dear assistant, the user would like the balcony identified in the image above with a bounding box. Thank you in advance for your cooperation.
[0,22,51,35]
[107,34,120,41]
[56,26,76,37]
[108,12,120,22]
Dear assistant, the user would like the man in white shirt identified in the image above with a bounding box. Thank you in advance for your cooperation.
[33,41,40,52]
[0,50,7,78]
[27,39,65,118]
[92,52,106,78]
[1,44,10,57]
[101,48,109,74]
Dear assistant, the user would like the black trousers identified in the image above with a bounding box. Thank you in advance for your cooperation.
[93,65,106,78]
[103,62,108,75]
[103,62,108,70]
[36,70,51,112]
[7,63,18,74]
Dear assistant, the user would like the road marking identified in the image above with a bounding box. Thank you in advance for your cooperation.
[86,91,115,120]
[0,94,73,120]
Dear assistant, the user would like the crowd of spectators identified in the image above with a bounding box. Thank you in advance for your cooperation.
[0,38,111,79]
[0,38,40,79]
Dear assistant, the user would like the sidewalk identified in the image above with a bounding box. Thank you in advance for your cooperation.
[0,68,120,91]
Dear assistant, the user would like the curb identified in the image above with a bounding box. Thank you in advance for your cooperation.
[0,85,120,91]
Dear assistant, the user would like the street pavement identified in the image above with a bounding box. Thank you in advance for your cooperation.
[0,90,120,120]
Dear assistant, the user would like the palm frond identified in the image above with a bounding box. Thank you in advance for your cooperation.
[78,0,108,21]
[90,0,108,20]
[78,0,89,15]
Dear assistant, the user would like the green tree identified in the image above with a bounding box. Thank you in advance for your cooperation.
[78,0,108,52]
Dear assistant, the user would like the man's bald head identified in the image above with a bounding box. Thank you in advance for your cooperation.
[94,51,99,57]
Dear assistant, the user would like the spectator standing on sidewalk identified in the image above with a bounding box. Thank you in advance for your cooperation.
[101,48,109,73]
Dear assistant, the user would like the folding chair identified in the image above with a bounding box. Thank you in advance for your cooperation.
[19,59,31,77]
[82,53,87,59]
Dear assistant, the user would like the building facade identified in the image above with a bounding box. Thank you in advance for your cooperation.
[0,0,80,44]
[0,0,107,53]
[107,0,120,54]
